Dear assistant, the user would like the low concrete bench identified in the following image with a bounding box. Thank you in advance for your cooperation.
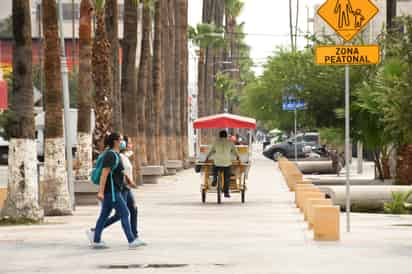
[305,198,333,225]
[142,165,164,184]
[0,187,7,209]
[296,161,335,174]
[165,160,184,175]
[313,205,340,241]
[75,180,98,206]
[319,185,412,211]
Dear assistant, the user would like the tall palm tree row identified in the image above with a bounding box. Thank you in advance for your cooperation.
[121,0,143,184]
[105,0,122,133]
[152,0,164,165]
[161,0,177,161]
[92,0,113,156]
[178,0,189,161]
[41,0,72,216]
[75,0,94,180]
[172,0,183,161]
[1,0,43,221]
[137,0,153,166]
[158,0,169,164]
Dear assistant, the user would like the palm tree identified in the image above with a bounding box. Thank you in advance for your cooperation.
[158,0,168,164]
[178,0,189,161]
[105,0,122,132]
[92,0,113,156]
[41,0,72,216]
[1,0,43,221]
[137,0,153,166]
[121,0,143,184]
[152,0,163,165]
[165,0,177,160]
[75,0,94,180]
[173,0,183,160]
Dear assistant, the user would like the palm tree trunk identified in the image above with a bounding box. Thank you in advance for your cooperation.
[122,0,142,184]
[137,1,152,166]
[41,0,72,216]
[174,0,183,160]
[75,0,93,181]
[164,0,177,160]
[159,0,169,164]
[1,0,43,221]
[397,144,412,185]
[152,0,163,165]
[92,6,113,157]
[105,0,122,132]
[178,0,189,161]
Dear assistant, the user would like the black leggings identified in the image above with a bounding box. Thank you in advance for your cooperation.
[212,166,231,194]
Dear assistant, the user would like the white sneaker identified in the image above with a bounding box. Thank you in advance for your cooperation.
[129,239,147,249]
[90,241,108,249]
[85,229,95,245]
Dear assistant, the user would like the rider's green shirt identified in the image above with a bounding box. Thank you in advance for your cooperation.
[206,138,240,167]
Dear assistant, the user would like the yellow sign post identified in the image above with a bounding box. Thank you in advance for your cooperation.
[315,45,380,65]
[316,0,380,234]
[317,0,379,42]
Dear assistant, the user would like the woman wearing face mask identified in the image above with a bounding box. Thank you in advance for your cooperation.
[86,134,146,248]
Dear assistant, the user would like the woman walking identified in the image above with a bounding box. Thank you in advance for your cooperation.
[88,132,145,249]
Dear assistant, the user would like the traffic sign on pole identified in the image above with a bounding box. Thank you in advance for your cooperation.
[315,45,381,65]
[317,0,379,42]
[316,0,380,233]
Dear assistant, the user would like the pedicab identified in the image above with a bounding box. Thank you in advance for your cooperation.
[194,113,256,204]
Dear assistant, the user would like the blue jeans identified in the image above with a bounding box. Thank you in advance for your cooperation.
[93,192,135,243]
[103,189,138,238]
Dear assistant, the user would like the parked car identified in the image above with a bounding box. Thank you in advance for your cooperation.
[262,132,320,161]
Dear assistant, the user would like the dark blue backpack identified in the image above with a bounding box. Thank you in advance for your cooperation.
[91,150,120,202]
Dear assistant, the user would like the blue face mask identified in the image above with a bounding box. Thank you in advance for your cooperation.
[120,140,127,151]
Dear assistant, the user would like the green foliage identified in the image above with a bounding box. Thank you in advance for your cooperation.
[188,23,225,49]
[225,0,244,18]
[240,48,356,131]
[318,128,344,150]
[384,190,412,214]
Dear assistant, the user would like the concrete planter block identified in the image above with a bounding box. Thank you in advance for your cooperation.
[74,180,98,206]
[141,166,164,183]
[294,186,318,207]
[0,188,7,209]
[286,174,303,191]
[299,191,324,212]
[165,160,184,170]
[141,166,164,176]
[304,198,332,225]
[313,205,340,241]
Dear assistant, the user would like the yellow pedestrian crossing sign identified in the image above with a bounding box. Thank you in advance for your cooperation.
[317,0,379,42]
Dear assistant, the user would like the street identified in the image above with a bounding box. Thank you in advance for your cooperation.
[1,153,412,274]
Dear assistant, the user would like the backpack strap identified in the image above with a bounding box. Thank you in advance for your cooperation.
[108,150,120,202]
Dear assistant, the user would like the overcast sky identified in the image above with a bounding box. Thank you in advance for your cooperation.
[189,0,325,74]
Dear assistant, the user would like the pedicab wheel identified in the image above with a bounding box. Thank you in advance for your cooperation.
[241,189,245,203]
[217,173,222,204]
[201,189,206,203]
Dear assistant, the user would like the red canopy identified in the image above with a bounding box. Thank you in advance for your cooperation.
[194,113,256,129]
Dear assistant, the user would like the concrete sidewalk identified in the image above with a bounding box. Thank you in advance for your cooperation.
[1,156,412,274]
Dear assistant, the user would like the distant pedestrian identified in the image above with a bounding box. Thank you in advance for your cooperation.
[87,132,145,249]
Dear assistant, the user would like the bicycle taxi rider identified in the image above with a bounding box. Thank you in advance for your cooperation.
[205,130,240,198]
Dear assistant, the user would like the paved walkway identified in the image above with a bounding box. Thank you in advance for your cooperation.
[1,156,412,274]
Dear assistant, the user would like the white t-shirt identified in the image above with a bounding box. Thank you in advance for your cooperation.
[120,153,133,179]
